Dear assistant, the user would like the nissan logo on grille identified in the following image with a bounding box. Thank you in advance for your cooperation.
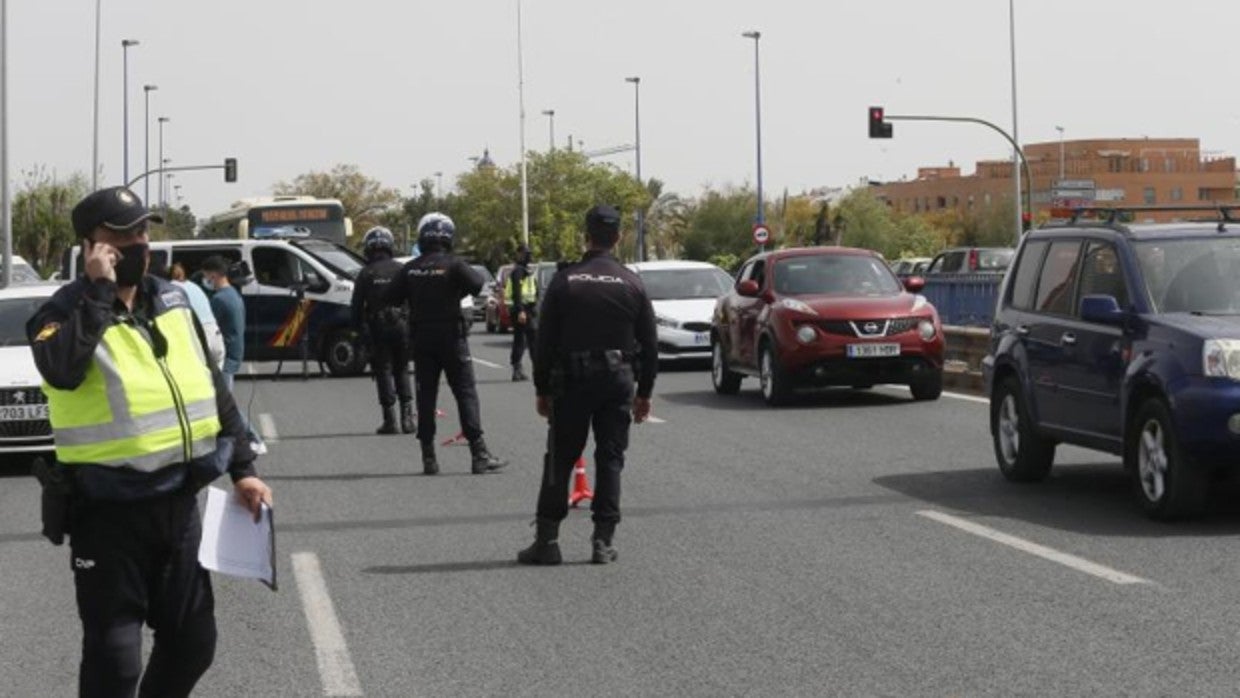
[864,322,879,334]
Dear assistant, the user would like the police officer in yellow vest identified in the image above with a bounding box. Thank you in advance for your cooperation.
[27,186,273,698]
[507,244,538,381]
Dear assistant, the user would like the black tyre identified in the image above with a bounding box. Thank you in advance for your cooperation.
[1128,399,1209,521]
[759,342,792,406]
[323,329,367,376]
[711,339,742,395]
[910,370,943,401]
[990,376,1055,482]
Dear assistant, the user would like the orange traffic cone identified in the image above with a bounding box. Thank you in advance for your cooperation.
[569,458,593,508]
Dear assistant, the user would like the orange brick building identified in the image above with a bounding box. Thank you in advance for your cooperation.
[871,138,1237,223]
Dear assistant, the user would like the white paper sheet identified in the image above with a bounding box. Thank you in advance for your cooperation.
[198,486,277,590]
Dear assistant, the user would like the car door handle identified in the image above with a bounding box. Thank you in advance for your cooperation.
[1015,325,1030,336]
[1061,332,1077,346]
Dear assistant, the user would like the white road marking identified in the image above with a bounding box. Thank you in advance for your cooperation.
[878,384,989,405]
[292,552,364,696]
[645,415,667,424]
[257,413,279,442]
[470,357,504,369]
[918,510,1150,586]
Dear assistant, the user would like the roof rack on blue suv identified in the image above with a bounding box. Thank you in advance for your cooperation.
[983,204,1240,520]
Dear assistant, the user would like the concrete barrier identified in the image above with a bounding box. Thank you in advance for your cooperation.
[942,326,989,396]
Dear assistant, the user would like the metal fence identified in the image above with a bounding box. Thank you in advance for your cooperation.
[921,274,1003,327]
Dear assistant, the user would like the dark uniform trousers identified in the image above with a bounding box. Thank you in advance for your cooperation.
[509,305,536,367]
[536,363,635,528]
[368,319,412,407]
[70,491,215,698]
[413,324,482,443]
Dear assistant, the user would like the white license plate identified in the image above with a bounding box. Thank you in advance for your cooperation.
[693,332,710,345]
[0,404,49,422]
[846,343,900,358]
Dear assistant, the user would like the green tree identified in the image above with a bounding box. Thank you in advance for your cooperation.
[680,185,759,264]
[12,167,88,276]
[272,164,402,242]
[149,205,196,241]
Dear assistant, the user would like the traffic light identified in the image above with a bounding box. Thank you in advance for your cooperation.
[868,106,892,139]
[223,157,237,183]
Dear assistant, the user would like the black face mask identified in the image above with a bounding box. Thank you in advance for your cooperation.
[115,242,149,287]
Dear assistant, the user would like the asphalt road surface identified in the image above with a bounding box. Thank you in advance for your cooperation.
[6,334,1240,696]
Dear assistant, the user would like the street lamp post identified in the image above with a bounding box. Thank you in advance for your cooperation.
[2,0,10,289]
[742,31,765,226]
[142,84,157,202]
[1008,0,1022,239]
[121,39,139,184]
[516,0,529,246]
[541,109,555,151]
[174,183,182,205]
[157,117,169,207]
[1055,125,1065,182]
[433,171,443,200]
[91,0,101,188]
[625,77,644,262]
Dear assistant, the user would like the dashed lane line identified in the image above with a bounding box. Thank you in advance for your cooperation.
[292,552,364,696]
[918,510,1151,586]
[878,384,989,405]
[257,413,279,443]
[645,415,667,424]
[470,357,504,369]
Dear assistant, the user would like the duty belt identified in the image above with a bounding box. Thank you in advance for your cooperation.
[563,349,633,377]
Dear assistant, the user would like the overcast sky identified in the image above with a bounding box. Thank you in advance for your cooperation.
[10,0,1240,217]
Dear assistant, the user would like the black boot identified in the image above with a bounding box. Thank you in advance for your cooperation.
[399,402,416,435]
[421,441,439,475]
[511,364,528,382]
[376,405,398,435]
[517,519,562,565]
[592,523,618,564]
[469,438,508,474]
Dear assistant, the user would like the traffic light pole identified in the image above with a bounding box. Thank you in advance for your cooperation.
[125,162,233,191]
[884,114,1033,240]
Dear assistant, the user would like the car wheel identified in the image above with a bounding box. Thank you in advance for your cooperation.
[759,343,791,406]
[711,339,742,395]
[990,376,1055,482]
[1128,399,1208,521]
[910,370,943,401]
[323,329,367,377]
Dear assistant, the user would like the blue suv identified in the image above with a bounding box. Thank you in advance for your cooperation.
[983,209,1240,519]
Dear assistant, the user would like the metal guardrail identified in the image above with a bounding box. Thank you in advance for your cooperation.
[942,326,990,396]
[921,274,1003,327]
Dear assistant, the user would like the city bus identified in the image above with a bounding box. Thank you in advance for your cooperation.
[199,196,353,245]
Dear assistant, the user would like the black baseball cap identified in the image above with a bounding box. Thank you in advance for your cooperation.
[585,204,621,236]
[71,186,163,238]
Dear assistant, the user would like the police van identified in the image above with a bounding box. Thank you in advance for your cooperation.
[61,238,369,376]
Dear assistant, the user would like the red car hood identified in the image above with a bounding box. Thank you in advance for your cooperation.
[795,293,926,319]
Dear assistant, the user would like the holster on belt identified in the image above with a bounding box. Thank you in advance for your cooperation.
[32,457,73,546]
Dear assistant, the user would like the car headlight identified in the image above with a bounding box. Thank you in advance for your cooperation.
[778,298,818,315]
[1203,339,1240,379]
[796,325,817,345]
[918,319,937,341]
[655,315,680,330]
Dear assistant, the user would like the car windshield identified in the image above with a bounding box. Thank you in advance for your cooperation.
[773,255,903,296]
[1136,238,1240,314]
[638,268,733,300]
[293,240,364,280]
[0,296,46,346]
[0,261,41,285]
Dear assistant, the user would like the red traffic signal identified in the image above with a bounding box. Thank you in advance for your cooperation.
[868,106,893,139]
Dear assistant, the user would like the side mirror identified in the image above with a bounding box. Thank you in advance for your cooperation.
[737,279,760,297]
[904,276,926,293]
[302,271,330,294]
[1080,294,1124,326]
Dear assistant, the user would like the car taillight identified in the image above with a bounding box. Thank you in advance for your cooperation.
[968,249,979,271]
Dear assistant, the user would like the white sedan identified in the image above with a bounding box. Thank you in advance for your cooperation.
[0,283,58,455]
[627,260,734,361]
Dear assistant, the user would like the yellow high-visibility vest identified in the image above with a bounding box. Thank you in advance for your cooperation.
[43,295,221,472]
[505,268,537,305]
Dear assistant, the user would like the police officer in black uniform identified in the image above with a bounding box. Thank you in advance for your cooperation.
[351,226,415,435]
[518,205,657,565]
[386,213,508,475]
[27,186,273,697]
[507,244,536,381]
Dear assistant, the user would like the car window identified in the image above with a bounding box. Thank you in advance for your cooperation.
[926,255,945,274]
[750,260,766,287]
[978,249,1014,271]
[1008,240,1048,310]
[1034,241,1083,315]
[1077,241,1129,310]
[0,296,45,346]
[943,251,966,273]
[1137,238,1240,314]
[170,248,242,280]
[294,240,363,280]
[252,248,305,288]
